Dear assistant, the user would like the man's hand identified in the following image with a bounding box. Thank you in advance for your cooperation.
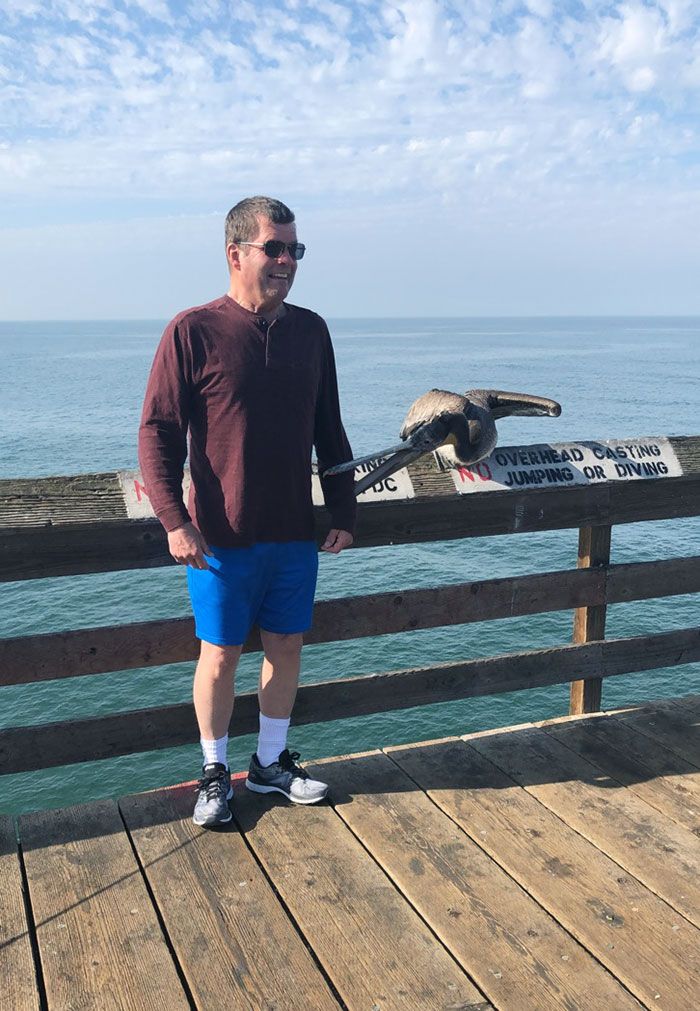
[321,529,354,554]
[167,522,211,569]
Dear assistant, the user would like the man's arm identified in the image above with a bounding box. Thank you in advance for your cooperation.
[314,325,356,554]
[138,320,210,566]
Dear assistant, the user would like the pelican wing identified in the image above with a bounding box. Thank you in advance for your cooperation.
[400,389,469,439]
[480,390,562,420]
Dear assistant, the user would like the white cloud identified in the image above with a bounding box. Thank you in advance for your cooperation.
[385,0,455,78]
[657,0,695,34]
[596,3,669,92]
[0,1,699,315]
[127,0,172,21]
[524,0,552,17]
[310,0,352,32]
[627,65,656,91]
[1,1,696,204]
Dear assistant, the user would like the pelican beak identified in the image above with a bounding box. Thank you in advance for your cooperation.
[539,403,562,417]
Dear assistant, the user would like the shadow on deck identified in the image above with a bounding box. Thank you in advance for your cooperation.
[4,695,700,1010]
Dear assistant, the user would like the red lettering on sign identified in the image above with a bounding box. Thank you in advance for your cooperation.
[457,466,476,483]
[134,479,149,502]
[457,462,492,483]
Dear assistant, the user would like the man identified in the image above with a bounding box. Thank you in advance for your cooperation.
[138,196,355,827]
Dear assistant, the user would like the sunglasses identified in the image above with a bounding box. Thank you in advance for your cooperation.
[237,240,306,261]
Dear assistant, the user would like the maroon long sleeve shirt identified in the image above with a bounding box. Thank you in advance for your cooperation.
[138,295,356,547]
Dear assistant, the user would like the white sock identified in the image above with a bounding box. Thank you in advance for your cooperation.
[201,735,229,769]
[257,714,290,767]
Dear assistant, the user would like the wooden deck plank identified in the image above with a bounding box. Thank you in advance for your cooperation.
[387,736,700,1011]
[612,704,700,767]
[119,781,340,1011]
[0,815,41,1011]
[310,749,642,1011]
[664,693,700,711]
[543,715,700,832]
[19,800,191,1011]
[468,726,700,928]
[232,782,487,1011]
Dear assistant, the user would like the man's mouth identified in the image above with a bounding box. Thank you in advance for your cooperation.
[269,273,289,281]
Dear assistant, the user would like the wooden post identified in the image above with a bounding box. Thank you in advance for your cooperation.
[569,524,612,715]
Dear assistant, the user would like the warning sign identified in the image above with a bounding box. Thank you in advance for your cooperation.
[117,470,191,519]
[449,437,683,495]
[119,461,415,519]
[312,459,414,503]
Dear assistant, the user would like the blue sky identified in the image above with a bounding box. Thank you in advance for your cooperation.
[1,0,699,318]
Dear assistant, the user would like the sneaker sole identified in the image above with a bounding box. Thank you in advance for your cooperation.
[245,780,328,804]
[192,809,233,827]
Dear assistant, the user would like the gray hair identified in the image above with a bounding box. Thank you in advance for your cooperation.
[225,196,295,247]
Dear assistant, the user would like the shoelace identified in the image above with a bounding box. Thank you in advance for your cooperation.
[195,770,228,799]
[278,750,309,780]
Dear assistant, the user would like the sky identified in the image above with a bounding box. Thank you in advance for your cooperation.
[1,0,699,319]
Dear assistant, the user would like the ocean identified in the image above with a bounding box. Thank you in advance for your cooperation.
[1,316,698,815]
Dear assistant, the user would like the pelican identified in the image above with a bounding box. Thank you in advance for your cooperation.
[324,389,562,496]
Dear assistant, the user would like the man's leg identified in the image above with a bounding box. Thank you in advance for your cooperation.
[192,640,242,827]
[258,630,302,717]
[245,541,327,803]
[247,629,328,803]
[193,640,243,740]
[254,630,302,766]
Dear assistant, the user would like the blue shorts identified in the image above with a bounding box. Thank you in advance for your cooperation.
[186,541,319,646]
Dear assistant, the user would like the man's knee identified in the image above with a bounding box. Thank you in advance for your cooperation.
[197,640,243,677]
[261,630,303,662]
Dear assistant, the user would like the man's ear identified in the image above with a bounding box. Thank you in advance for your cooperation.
[226,242,241,272]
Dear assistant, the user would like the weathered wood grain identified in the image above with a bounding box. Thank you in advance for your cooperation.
[388,736,700,1010]
[233,784,486,1010]
[665,692,700,712]
[19,800,190,1011]
[407,455,457,497]
[672,435,700,472]
[470,725,700,927]
[120,783,339,1010]
[0,473,126,526]
[1,627,698,774]
[570,524,611,714]
[606,555,700,602]
[314,750,642,1011]
[612,704,700,768]
[543,715,700,833]
[0,816,40,1011]
[602,627,700,675]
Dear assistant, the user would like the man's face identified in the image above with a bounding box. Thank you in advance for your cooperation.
[228,215,298,313]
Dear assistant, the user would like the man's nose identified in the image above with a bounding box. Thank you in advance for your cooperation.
[277,246,294,264]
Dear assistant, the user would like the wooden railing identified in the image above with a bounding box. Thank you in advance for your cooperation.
[1,434,699,776]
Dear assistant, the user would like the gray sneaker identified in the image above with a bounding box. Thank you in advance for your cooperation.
[246,749,328,804]
[193,763,233,826]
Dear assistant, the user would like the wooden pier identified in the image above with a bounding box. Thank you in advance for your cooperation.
[3,695,699,1010]
[2,435,699,1008]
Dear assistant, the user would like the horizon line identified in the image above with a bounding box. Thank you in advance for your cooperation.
[2,313,700,324]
